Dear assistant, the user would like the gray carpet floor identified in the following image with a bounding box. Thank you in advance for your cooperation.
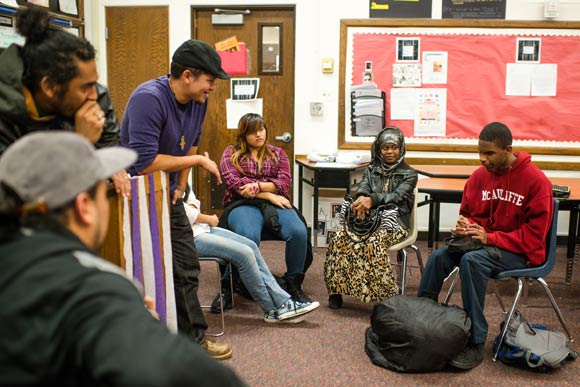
[198,240,580,387]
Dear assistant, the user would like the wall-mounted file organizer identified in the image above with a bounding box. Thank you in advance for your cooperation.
[350,89,385,137]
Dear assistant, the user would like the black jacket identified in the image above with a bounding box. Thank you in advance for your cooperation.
[0,228,246,387]
[219,198,314,274]
[355,161,418,228]
[0,45,120,155]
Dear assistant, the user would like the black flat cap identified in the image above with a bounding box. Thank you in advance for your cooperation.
[172,39,230,79]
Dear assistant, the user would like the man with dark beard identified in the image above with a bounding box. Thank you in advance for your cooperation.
[0,7,129,196]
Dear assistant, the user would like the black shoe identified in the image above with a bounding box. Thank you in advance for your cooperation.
[282,274,312,303]
[291,286,312,303]
[234,281,253,301]
[210,289,233,314]
[273,274,288,289]
[328,294,343,309]
[449,343,485,370]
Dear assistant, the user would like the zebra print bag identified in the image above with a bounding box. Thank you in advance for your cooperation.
[339,195,399,242]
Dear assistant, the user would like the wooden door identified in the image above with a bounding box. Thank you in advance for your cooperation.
[105,6,169,120]
[192,7,296,213]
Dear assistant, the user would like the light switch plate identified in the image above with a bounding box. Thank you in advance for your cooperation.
[322,58,334,73]
[310,102,323,116]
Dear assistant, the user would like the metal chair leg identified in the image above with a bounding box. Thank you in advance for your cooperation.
[399,249,408,295]
[493,278,524,361]
[443,266,460,305]
[537,277,573,342]
[227,262,235,309]
[201,260,234,337]
[411,245,424,273]
[206,260,225,337]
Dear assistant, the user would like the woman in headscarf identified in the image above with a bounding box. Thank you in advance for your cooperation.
[324,126,418,308]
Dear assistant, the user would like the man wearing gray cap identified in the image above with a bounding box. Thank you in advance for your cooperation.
[0,132,246,386]
[121,39,232,359]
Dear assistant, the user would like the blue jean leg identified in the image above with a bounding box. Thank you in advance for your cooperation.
[418,246,527,344]
[228,205,308,280]
[195,227,290,311]
[459,247,527,344]
[275,207,307,279]
[226,206,264,286]
[418,247,460,299]
[227,206,263,246]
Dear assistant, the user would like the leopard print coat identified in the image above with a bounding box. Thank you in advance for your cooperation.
[324,227,408,303]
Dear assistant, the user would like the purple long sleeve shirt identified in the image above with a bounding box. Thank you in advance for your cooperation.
[220,144,291,205]
[120,75,207,192]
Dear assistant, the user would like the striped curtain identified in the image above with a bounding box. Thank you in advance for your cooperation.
[121,172,177,333]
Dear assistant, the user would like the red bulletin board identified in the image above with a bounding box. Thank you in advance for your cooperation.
[338,20,580,154]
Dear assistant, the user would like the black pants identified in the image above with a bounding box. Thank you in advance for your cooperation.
[170,201,207,343]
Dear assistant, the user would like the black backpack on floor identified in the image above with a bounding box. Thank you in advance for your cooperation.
[365,295,471,373]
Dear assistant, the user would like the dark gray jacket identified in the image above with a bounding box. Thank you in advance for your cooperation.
[0,228,246,387]
[355,161,418,228]
[0,45,119,155]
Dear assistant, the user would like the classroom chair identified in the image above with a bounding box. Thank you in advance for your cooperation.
[390,186,424,295]
[442,199,573,361]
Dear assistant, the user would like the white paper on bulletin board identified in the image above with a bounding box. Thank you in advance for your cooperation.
[226,98,263,129]
[58,0,78,15]
[0,25,24,48]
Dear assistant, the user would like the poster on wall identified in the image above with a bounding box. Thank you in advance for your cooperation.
[0,24,24,48]
[442,0,506,19]
[422,52,448,84]
[58,0,79,16]
[27,0,49,7]
[414,88,447,137]
[516,38,541,63]
[369,0,432,18]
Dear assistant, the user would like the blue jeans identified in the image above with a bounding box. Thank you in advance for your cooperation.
[195,227,291,311]
[418,246,527,344]
[227,205,307,280]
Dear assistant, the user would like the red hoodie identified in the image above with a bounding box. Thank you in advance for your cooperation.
[460,152,553,266]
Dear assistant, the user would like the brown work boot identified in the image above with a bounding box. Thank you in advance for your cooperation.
[201,338,232,360]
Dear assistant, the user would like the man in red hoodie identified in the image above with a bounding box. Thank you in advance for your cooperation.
[418,122,553,370]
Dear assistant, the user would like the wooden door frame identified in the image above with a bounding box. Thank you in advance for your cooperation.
[190,6,296,212]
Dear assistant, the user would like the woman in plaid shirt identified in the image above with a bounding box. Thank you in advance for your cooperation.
[219,113,313,303]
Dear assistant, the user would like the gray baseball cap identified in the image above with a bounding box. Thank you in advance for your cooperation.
[0,131,137,210]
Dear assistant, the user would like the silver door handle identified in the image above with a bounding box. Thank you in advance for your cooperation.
[275,132,292,143]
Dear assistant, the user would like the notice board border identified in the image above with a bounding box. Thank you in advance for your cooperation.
[338,18,580,158]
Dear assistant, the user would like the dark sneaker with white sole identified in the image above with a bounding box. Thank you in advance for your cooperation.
[449,343,485,370]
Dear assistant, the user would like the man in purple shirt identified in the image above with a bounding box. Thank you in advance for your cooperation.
[120,39,231,360]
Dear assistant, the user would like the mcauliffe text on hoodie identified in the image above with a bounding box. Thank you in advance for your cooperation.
[481,189,524,206]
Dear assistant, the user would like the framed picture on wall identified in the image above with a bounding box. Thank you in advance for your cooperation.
[396,37,420,62]
[516,38,541,63]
